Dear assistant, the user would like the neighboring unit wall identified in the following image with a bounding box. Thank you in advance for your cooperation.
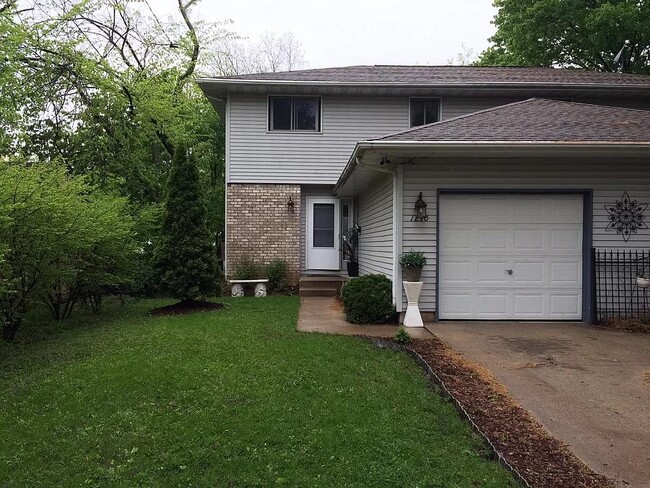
[357,174,394,278]
[226,184,301,283]
[401,158,650,313]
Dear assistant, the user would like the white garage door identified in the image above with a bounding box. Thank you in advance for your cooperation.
[439,194,583,320]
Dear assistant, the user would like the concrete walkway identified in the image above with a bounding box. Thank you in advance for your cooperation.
[297,297,434,339]
[429,321,650,488]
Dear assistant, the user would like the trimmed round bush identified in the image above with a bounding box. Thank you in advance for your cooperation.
[341,274,394,324]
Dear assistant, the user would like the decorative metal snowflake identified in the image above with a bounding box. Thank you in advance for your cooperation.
[605,191,648,242]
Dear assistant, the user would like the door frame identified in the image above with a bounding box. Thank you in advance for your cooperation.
[435,189,594,322]
[305,197,341,271]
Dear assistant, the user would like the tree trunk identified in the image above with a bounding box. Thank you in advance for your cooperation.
[2,320,20,341]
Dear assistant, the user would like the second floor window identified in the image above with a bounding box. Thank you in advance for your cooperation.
[269,97,321,131]
[410,98,441,127]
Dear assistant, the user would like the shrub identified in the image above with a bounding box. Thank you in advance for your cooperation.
[399,250,427,268]
[341,274,394,324]
[233,256,263,280]
[267,259,289,293]
[0,162,137,340]
[394,326,411,344]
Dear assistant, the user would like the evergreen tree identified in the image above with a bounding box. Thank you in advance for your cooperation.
[153,144,221,302]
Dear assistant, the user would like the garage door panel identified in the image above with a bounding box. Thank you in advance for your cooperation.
[478,229,508,249]
[547,198,583,222]
[442,261,472,283]
[478,294,507,315]
[439,194,583,320]
[515,200,546,219]
[441,293,473,315]
[513,294,545,317]
[440,228,473,250]
[550,294,582,316]
[550,262,581,284]
[477,261,509,282]
[551,229,582,250]
[513,262,544,283]
[514,230,545,250]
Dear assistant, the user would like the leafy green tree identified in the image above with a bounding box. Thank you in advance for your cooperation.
[0,0,226,233]
[0,161,135,340]
[153,144,221,303]
[478,0,650,74]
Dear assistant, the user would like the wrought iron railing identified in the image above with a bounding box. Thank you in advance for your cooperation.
[593,248,650,322]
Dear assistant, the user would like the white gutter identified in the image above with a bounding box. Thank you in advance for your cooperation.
[333,140,650,195]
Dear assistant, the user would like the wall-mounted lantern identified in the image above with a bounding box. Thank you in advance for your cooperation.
[411,192,428,222]
[287,196,295,213]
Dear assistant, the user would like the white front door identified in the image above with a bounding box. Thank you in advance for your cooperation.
[306,198,340,270]
[439,194,583,320]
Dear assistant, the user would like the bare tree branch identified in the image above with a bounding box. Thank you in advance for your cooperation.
[176,0,199,92]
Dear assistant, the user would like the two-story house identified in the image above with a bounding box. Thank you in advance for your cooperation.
[198,66,650,323]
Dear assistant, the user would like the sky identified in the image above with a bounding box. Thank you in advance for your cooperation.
[153,0,498,68]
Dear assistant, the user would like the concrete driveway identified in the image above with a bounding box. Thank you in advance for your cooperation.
[427,322,650,488]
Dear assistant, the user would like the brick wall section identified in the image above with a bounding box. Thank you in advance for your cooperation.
[226,184,301,284]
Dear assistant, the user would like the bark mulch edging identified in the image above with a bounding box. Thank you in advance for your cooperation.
[365,336,614,488]
[150,300,224,316]
[597,318,650,333]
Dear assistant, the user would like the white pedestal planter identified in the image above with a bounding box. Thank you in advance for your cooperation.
[637,277,650,288]
[403,281,424,328]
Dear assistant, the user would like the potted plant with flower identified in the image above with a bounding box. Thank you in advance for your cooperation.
[399,250,427,282]
[342,224,361,277]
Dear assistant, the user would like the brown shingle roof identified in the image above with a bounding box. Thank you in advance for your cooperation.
[211,65,650,87]
[372,99,650,143]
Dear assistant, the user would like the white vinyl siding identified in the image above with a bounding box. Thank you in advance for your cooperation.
[357,174,394,278]
[227,95,547,185]
[227,94,650,186]
[441,97,521,120]
[401,157,650,313]
[229,95,409,184]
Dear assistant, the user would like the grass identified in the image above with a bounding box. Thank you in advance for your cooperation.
[0,297,519,487]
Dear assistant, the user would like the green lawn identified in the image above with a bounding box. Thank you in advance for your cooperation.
[0,297,518,487]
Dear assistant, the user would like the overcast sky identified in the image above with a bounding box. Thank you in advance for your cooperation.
[154,0,498,68]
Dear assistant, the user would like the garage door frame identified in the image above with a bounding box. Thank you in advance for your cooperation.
[436,189,594,322]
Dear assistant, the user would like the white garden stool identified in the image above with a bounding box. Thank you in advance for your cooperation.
[228,279,269,297]
[403,281,424,328]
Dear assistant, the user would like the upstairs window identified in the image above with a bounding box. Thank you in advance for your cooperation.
[410,98,441,127]
[269,97,321,131]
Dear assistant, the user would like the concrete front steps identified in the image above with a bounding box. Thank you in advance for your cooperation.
[298,275,347,297]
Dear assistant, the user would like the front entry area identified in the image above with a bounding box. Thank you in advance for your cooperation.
[438,193,584,320]
[305,197,340,270]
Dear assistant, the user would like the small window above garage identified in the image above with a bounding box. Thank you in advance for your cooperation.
[410,98,441,127]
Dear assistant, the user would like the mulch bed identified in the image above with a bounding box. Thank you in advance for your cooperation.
[390,337,613,488]
[150,300,224,316]
[597,318,650,333]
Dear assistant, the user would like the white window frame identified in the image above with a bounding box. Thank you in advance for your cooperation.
[267,95,323,133]
[408,97,442,128]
